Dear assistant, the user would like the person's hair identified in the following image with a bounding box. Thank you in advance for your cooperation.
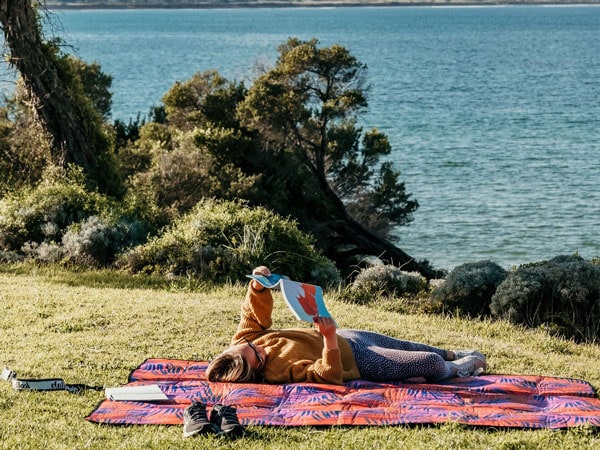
[206,349,256,383]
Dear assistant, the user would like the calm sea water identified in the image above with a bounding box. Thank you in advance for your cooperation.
[5,5,600,270]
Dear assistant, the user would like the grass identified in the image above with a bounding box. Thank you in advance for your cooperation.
[1,264,599,449]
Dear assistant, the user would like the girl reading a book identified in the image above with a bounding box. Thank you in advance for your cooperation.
[206,266,487,385]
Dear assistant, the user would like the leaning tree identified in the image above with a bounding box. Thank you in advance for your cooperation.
[238,38,437,278]
[0,0,120,195]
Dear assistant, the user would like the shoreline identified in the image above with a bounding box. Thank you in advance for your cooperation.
[46,1,600,10]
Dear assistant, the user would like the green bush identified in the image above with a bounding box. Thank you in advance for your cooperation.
[62,215,147,267]
[0,170,151,267]
[0,107,51,195]
[343,263,427,304]
[0,250,24,263]
[0,170,115,251]
[117,198,340,286]
[490,255,600,343]
[431,260,507,317]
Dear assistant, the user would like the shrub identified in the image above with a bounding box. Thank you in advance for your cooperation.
[0,169,152,267]
[0,250,24,263]
[431,260,507,317]
[62,215,148,267]
[117,198,340,287]
[0,169,116,251]
[116,122,171,182]
[21,241,65,264]
[0,107,51,195]
[347,263,427,303]
[490,255,600,343]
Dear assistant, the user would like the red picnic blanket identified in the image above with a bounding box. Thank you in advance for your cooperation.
[86,358,600,429]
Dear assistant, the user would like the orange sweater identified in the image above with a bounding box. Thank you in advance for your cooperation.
[231,283,360,385]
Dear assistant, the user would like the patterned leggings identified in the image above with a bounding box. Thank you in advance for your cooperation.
[337,330,454,382]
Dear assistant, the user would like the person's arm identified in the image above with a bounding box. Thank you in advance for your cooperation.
[314,317,338,352]
[307,316,343,384]
[231,266,274,343]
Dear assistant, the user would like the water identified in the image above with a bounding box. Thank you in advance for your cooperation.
[4,5,600,270]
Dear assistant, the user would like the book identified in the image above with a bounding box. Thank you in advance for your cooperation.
[105,384,168,401]
[246,273,333,323]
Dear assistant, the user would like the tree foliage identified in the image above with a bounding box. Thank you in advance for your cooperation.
[0,53,116,194]
[119,38,433,278]
[0,104,52,195]
[239,38,418,238]
[162,69,245,130]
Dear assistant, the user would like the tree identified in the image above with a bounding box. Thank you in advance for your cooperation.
[123,40,437,279]
[238,38,434,278]
[0,1,121,195]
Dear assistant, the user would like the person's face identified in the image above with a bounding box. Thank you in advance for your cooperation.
[235,340,267,371]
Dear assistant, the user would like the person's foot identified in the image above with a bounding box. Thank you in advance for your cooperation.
[183,402,219,437]
[451,349,486,361]
[448,355,487,378]
[210,404,245,438]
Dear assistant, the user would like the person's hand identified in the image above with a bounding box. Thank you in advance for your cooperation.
[313,316,338,350]
[313,316,337,337]
[252,266,271,277]
[251,266,271,290]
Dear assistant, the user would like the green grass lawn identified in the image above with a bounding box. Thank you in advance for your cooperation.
[1,265,599,449]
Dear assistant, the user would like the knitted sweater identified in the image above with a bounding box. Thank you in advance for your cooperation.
[231,283,360,385]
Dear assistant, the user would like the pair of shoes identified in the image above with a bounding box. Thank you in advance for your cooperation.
[183,402,244,438]
[448,355,487,378]
[452,349,486,361]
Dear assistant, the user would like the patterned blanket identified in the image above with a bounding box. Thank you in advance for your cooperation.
[86,358,600,429]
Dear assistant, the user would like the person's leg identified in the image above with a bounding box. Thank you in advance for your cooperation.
[362,346,454,382]
[339,330,450,358]
[338,330,454,382]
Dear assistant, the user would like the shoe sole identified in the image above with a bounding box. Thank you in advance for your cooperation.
[183,424,219,438]
[217,425,245,438]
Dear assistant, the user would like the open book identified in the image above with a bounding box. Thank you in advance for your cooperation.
[105,384,168,401]
[246,274,333,323]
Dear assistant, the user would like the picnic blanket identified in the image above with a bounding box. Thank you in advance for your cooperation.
[86,358,600,429]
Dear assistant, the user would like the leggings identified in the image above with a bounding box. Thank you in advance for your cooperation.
[337,330,453,382]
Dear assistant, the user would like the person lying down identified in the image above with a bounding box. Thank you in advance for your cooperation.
[207,266,487,385]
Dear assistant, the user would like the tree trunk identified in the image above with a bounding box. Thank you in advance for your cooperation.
[329,215,439,280]
[0,0,100,174]
[299,174,439,280]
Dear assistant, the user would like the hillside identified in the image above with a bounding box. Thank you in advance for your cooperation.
[2,267,600,448]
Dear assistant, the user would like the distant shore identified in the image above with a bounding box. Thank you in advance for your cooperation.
[45,1,600,10]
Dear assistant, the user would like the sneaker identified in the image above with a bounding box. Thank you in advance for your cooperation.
[210,404,245,438]
[448,355,487,378]
[183,402,219,438]
[452,349,486,361]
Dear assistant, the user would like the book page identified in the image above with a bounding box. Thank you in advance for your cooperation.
[246,273,284,289]
[105,384,168,401]
[279,279,332,323]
